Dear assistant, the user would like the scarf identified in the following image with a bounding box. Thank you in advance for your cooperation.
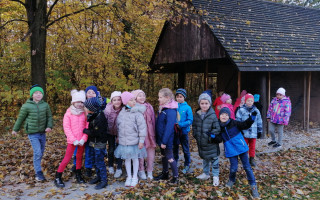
[70,105,84,115]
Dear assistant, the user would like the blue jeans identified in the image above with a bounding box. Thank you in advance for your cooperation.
[73,142,95,168]
[173,133,191,167]
[203,157,219,176]
[94,148,108,182]
[28,133,46,173]
[229,152,256,185]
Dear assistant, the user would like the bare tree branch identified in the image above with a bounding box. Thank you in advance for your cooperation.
[10,0,26,8]
[46,3,108,28]
[47,0,59,20]
[0,19,28,29]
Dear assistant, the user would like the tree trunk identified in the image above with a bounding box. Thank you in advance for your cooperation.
[26,0,47,97]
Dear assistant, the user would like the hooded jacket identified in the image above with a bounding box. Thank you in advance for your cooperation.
[267,96,291,125]
[177,101,193,134]
[236,105,263,138]
[63,108,88,144]
[139,102,157,149]
[104,103,122,136]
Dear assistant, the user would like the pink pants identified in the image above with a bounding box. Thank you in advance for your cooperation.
[138,147,155,172]
[244,138,256,158]
[57,144,85,172]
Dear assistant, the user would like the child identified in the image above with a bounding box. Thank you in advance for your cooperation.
[54,90,87,188]
[83,96,109,190]
[173,88,193,174]
[192,93,221,186]
[220,93,235,119]
[213,91,224,118]
[12,84,53,181]
[154,88,179,184]
[267,87,291,148]
[236,93,262,167]
[114,92,147,187]
[233,90,247,111]
[218,107,260,198]
[104,91,124,178]
[234,96,245,115]
[132,89,156,180]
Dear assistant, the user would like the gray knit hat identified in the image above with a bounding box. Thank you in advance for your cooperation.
[198,93,212,105]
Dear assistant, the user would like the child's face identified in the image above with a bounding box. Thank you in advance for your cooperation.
[73,101,84,109]
[136,92,146,104]
[127,98,136,108]
[32,91,43,102]
[175,94,185,103]
[226,98,232,104]
[220,113,230,122]
[158,92,170,105]
[86,90,96,99]
[246,98,254,107]
[112,96,122,109]
[276,93,284,100]
[200,100,210,112]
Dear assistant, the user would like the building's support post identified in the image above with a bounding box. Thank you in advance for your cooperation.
[237,71,241,98]
[307,72,312,132]
[178,64,186,88]
[204,60,208,90]
[261,73,267,138]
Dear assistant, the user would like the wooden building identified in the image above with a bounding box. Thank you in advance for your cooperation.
[149,0,320,132]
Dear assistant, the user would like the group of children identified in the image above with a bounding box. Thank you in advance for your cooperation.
[12,84,291,198]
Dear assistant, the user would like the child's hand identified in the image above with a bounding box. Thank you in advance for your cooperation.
[161,144,166,149]
[176,124,180,128]
[79,139,85,146]
[12,131,17,135]
[45,128,52,133]
[267,118,270,122]
[73,140,79,146]
[252,111,257,116]
[138,143,144,149]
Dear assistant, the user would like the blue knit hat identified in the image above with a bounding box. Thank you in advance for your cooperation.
[254,94,260,102]
[85,86,98,96]
[219,107,231,117]
[84,96,106,113]
[176,88,187,99]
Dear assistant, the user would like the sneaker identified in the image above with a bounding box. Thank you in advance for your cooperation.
[114,169,122,178]
[138,171,147,180]
[94,181,108,190]
[226,180,235,188]
[35,171,46,181]
[251,185,260,198]
[170,177,179,184]
[268,141,277,146]
[89,176,101,184]
[125,177,132,187]
[147,172,153,180]
[108,167,115,174]
[130,178,139,187]
[182,166,190,174]
[213,176,219,186]
[196,173,210,180]
[273,143,282,148]
[154,171,169,181]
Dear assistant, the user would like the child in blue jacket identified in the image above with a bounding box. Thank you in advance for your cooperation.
[173,88,193,174]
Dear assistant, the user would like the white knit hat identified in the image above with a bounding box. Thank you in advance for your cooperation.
[110,91,122,101]
[276,87,286,96]
[71,89,86,103]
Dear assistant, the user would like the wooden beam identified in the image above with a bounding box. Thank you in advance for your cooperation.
[267,72,271,136]
[261,73,267,139]
[204,60,208,90]
[307,72,311,132]
[237,71,241,98]
[303,72,307,130]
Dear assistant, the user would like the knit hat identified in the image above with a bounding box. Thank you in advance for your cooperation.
[71,89,86,103]
[219,107,231,117]
[84,96,106,113]
[110,91,122,101]
[245,93,254,102]
[131,89,145,99]
[85,86,98,95]
[276,87,286,96]
[176,88,187,99]
[198,93,212,105]
[240,90,247,97]
[30,84,44,97]
[254,94,260,102]
[220,93,231,103]
[121,91,135,105]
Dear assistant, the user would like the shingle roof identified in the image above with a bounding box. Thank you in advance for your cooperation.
[192,0,320,71]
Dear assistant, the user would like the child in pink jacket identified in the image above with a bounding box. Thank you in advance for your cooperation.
[220,93,235,119]
[132,89,156,180]
[54,90,88,188]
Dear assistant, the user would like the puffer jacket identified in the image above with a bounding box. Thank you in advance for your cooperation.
[13,99,53,134]
[139,102,156,149]
[267,96,291,125]
[117,104,147,146]
[104,103,122,136]
[177,101,193,134]
[236,105,262,138]
[192,107,221,160]
[63,108,88,144]
[85,111,109,146]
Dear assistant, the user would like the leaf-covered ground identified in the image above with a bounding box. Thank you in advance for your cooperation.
[0,123,319,200]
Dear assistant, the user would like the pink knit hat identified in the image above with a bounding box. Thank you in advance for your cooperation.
[220,93,231,103]
[240,90,247,97]
[131,89,145,99]
[121,91,135,105]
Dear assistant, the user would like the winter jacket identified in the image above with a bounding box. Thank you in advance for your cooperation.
[192,107,222,160]
[85,111,108,148]
[140,102,156,149]
[156,100,178,149]
[221,103,235,119]
[236,105,262,138]
[13,99,53,134]
[117,104,147,146]
[177,101,193,134]
[219,117,254,157]
[104,103,122,136]
[267,96,291,125]
[63,108,88,144]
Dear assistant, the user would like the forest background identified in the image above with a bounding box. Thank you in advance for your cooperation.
[1,0,320,132]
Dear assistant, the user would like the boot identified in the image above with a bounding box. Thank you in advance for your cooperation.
[249,157,256,167]
[89,176,101,184]
[154,171,169,181]
[76,169,86,184]
[251,185,260,198]
[54,172,65,188]
[170,177,179,184]
[85,168,92,177]
[94,181,108,190]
